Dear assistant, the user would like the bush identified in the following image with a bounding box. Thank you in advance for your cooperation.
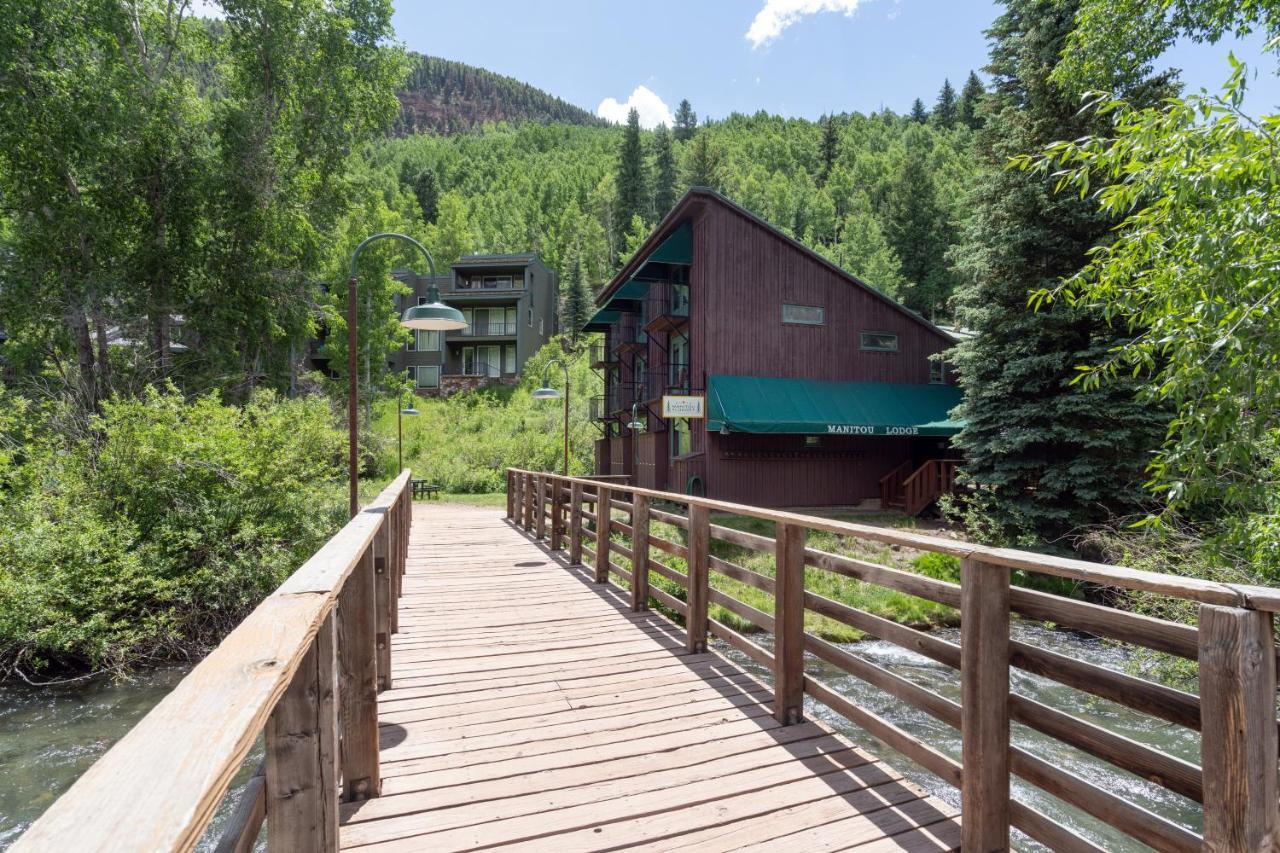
[0,386,347,676]
[912,552,961,583]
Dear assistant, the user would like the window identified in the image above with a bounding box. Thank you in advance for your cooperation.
[417,296,428,306]
[406,333,416,352]
[505,307,517,334]
[671,418,691,457]
[804,436,821,448]
[539,317,544,336]
[783,304,824,325]
[860,331,899,352]
[503,345,516,374]
[930,359,946,384]
[527,306,533,327]
[456,276,474,290]
[416,330,441,351]
[415,365,439,388]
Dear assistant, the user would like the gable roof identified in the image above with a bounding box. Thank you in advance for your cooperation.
[593,187,955,344]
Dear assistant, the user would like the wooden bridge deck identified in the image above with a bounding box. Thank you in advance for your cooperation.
[337,504,960,852]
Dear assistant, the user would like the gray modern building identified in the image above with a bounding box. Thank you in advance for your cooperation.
[391,253,558,396]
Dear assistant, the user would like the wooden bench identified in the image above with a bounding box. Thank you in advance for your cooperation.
[412,480,440,500]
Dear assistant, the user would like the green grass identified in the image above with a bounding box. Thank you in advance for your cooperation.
[595,506,960,642]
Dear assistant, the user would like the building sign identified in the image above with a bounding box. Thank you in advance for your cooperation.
[663,395,705,418]
[827,424,919,436]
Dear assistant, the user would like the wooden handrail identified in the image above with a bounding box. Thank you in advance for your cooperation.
[508,467,1280,850]
[15,470,414,853]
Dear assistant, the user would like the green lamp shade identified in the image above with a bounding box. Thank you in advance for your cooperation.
[401,407,421,416]
[532,386,560,400]
[401,302,467,331]
[627,418,645,430]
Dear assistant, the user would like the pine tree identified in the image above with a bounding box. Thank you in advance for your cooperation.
[932,79,958,129]
[652,124,678,216]
[412,168,440,224]
[884,125,951,316]
[909,98,928,124]
[613,108,650,244]
[684,130,723,191]
[818,115,840,186]
[948,0,1170,546]
[958,71,986,130]
[673,99,697,141]
[560,243,593,347]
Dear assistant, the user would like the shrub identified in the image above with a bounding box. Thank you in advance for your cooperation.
[912,552,961,583]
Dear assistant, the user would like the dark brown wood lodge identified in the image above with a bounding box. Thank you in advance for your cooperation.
[588,188,963,512]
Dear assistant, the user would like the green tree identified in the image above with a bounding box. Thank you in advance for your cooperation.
[559,243,594,347]
[412,168,441,224]
[613,108,650,244]
[947,0,1170,546]
[818,115,840,186]
[933,79,958,128]
[674,98,698,141]
[958,71,986,130]
[817,193,906,299]
[883,126,952,316]
[684,130,724,191]
[652,124,679,216]
[425,191,476,267]
[909,98,929,123]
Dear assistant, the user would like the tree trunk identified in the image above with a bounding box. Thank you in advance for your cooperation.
[65,303,97,409]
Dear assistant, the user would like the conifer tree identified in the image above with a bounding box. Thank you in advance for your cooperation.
[673,99,698,141]
[412,168,440,224]
[560,243,593,347]
[909,98,928,123]
[948,0,1170,546]
[684,130,723,191]
[932,79,958,128]
[652,124,678,216]
[613,108,650,244]
[884,125,951,316]
[818,115,840,186]
[958,71,986,130]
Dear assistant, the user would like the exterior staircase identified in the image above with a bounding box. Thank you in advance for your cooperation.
[880,458,961,516]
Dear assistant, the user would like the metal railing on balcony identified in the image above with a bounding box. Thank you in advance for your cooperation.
[605,380,642,414]
[643,362,693,400]
[456,322,518,337]
[448,361,504,379]
[591,342,618,367]
[645,282,690,330]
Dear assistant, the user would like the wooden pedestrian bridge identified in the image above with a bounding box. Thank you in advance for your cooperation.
[15,469,1280,851]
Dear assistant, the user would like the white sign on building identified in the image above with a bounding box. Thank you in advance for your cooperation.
[662,395,705,419]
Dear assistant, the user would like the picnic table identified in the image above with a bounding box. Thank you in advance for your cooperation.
[412,480,441,500]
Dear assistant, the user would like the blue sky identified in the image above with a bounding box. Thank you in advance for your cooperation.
[391,0,1279,127]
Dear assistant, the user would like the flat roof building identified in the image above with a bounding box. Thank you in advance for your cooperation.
[589,188,961,512]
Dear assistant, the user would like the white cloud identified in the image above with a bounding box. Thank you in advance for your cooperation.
[596,85,675,129]
[746,0,867,49]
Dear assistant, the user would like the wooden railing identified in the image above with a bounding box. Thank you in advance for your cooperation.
[14,471,414,853]
[507,467,1280,852]
[901,457,961,516]
[879,459,913,509]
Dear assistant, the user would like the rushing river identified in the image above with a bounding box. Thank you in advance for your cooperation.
[1,622,1198,850]
[0,666,264,850]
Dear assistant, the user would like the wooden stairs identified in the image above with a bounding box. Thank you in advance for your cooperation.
[880,458,961,516]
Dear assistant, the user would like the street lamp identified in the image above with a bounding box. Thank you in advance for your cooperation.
[627,402,645,487]
[532,357,571,475]
[398,391,420,473]
[347,233,465,517]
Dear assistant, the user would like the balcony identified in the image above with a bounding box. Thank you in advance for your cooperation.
[644,282,690,332]
[642,362,693,402]
[591,341,618,368]
[605,381,643,415]
[454,321,518,337]
[613,314,646,354]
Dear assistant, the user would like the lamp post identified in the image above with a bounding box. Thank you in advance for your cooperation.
[532,357,572,475]
[628,402,646,485]
[398,391,420,473]
[347,233,466,518]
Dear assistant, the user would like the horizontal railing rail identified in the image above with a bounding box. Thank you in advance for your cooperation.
[454,321,517,337]
[506,467,1280,852]
[15,471,414,853]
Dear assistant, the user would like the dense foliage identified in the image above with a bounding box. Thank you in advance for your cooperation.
[0,388,346,677]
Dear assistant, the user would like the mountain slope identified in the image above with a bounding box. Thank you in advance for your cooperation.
[394,54,608,136]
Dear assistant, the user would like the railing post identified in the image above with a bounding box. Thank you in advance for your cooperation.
[373,521,392,692]
[387,500,399,635]
[266,610,339,852]
[1199,604,1278,850]
[569,481,583,565]
[686,503,709,653]
[337,545,380,801]
[506,469,515,519]
[550,478,565,550]
[523,472,534,531]
[535,474,547,540]
[594,485,611,583]
[773,522,805,725]
[630,493,650,612]
[960,556,1010,852]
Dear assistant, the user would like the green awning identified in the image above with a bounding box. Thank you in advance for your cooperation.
[708,375,963,437]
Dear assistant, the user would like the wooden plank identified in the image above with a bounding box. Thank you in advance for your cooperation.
[550,475,565,550]
[631,494,650,611]
[1199,604,1279,850]
[265,611,339,853]
[506,469,514,519]
[387,502,399,636]
[960,556,1009,852]
[687,503,710,654]
[337,547,380,801]
[373,522,392,692]
[212,765,266,853]
[594,485,611,584]
[535,474,546,540]
[569,481,583,565]
[774,521,806,725]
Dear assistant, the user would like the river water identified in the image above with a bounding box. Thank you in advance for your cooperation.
[1,622,1198,850]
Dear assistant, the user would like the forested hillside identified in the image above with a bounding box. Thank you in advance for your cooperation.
[393,53,608,136]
